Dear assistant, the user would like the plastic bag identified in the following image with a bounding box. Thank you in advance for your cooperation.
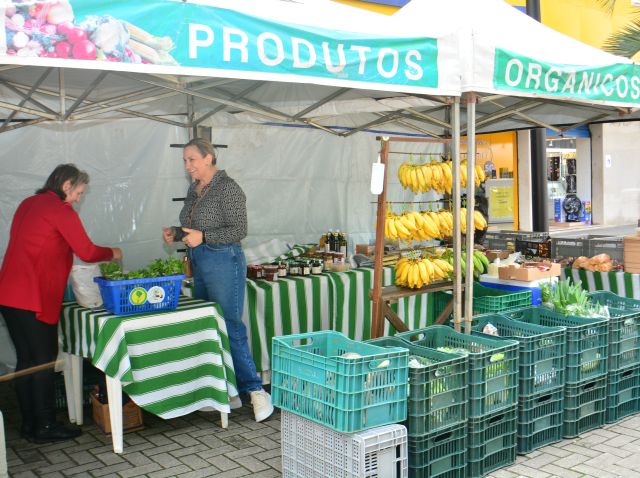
[70,264,103,308]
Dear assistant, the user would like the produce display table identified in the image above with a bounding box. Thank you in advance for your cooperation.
[242,266,433,374]
[59,298,238,453]
[562,268,640,299]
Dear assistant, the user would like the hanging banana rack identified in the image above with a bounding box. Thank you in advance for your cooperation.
[369,97,479,338]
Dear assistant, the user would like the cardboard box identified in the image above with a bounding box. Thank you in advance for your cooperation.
[624,235,640,274]
[498,261,561,281]
[485,250,511,262]
[90,391,144,435]
[355,244,376,256]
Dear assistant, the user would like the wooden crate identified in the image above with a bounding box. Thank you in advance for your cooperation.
[624,235,640,274]
[90,391,144,435]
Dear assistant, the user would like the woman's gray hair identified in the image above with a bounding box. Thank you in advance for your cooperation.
[36,163,89,200]
[184,138,216,165]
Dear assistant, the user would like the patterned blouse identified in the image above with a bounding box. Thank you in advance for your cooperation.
[174,170,247,245]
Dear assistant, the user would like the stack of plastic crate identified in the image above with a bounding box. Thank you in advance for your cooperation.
[471,314,566,454]
[368,336,468,478]
[588,291,640,423]
[272,331,410,478]
[397,326,519,478]
[505,307,609,438]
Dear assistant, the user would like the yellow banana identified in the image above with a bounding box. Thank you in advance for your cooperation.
[417,260,429,285]
[387,216,398,239]
[423,258,436,281]
[421,164,432,191]
[415,166,427,192]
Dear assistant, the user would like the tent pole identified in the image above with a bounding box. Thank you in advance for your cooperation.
[465,93,477,335]
[58,68,65,119]
[371,137,389,339]
[452,98,462,332]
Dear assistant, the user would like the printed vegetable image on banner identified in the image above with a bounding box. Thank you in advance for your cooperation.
[0,0,440,90]
[494,48,640,105]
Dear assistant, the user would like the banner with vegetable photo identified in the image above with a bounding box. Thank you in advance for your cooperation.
[0,0,440,91]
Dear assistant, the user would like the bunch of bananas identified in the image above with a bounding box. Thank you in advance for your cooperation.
[395,256,454,289]
[385,209,488,242]
[397,160,486,194]
[441,249,490,279]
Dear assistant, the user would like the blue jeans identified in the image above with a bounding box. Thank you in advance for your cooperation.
[190,243,263,393]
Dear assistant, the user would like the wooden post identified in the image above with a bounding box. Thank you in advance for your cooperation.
[371,137,389,339]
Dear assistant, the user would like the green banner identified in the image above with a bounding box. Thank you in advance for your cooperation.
[494,48,640,105]
[2,0,439,90]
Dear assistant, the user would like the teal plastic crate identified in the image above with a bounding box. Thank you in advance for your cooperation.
[467,406,517,478]
[367,336,467,435]
[605,363,640,424]
[504,307,608,384]
[589,291,640,370]
[433,282,532,319]
[563,376,607,438]
[517,387,564,454]
[397,326,519,418]
[471,314,566,395]
[408,423,467,478]
[271,331,409,433]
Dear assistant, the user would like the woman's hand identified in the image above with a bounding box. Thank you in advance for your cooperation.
[162,226,175,245]
[181,227,203,248]
[111,248,123,260]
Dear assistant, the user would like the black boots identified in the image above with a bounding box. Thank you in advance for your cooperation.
[32,421,81,444]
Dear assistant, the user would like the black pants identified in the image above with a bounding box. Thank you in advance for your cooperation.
[0,305,58,428]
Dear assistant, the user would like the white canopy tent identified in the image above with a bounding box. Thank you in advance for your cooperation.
[1,0,639,335]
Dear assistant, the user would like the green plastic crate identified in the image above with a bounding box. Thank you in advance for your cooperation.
[504,307,608,384]
[472,314,566,395]
[271,331,409,433]
[467,406,517,478]
[589,291,640,370]
[517,387,564,454]
[563,376,607,438]
[605,363,640,424]
[433,283,532,320]
[367,336,468,435]
[397,326,519,418]
[408,423,467,478]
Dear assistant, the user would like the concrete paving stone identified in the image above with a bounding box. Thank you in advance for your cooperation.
[589,428,621,439]
[236,456,272,473]
[249,469,281,478]
[601,432,640,448]
[148,452,184,469]
[10,460,50,474]
[90,462,134,477]
[223,434,263,450]
[165,433,201,448]
[225,445,267,460]
[164,425,203,438]
[115,441,157,454]
[583,451,624,468]
[13,471,39,478]
[60,461,105,476]
[146,433,175,447]
[590,442,634,458]
[94,451,126,466]
[176,453,211,470]
[614,452,640,470]
[573,432,611,446]
[212,467,252,478]
[485,469,520,478]
[15,449,45,462]
[505,464,553,477]
[253,447,283,462]
[142,442,184,457]
[264,456,281,472]
[515,452,561,469]
[572,464,630,478]
[117,463,164,478]
[610,426,640,439]
[170,443,211,458]
[550,452,592,468]
[178,468,224,478]
[123,451,155,467]
[40,472,65,478]
[196,444,238,460]
[214,427,255,440]
[36,461,79,475]
[205,454,240,471]
[540,464,587,478]
[68,450,96,465]
[556,443,602,458]
[146,464,194,478]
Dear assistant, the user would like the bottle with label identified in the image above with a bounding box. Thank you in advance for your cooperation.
[339,233,347,255]
[325,230,333,253]
[334,230,341,252]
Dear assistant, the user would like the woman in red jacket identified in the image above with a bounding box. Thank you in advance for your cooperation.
[0,164,122,444]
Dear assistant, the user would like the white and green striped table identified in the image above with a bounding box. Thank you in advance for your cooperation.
[562,268,640,299]
[242,266,433,375]
[60,298,238,452]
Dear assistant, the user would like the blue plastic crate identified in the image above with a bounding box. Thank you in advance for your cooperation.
[94,275,185,316]
[272,331,408,433]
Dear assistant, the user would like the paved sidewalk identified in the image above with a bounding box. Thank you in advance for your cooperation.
[3,377,640,477]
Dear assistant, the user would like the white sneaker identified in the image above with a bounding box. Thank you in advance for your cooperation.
[229,395,243,409]
[250,389,274,422]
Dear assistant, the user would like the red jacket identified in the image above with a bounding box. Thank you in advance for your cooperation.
[0,191,113,324]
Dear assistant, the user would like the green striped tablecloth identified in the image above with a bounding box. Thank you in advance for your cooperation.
[60,298,238,419]
[243,266,433,374]
[562,268,640,299]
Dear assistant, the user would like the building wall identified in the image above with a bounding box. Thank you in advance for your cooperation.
[590,122,640,225]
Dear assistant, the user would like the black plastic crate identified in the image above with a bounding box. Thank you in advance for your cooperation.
[517,387,564,454]
[515,239,551,259]
[54,362,104,410]
[606,364,640,424]
[550,237,588,259]
[588,237,624,263]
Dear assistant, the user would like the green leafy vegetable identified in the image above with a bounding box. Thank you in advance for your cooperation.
[100,257,184,281]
